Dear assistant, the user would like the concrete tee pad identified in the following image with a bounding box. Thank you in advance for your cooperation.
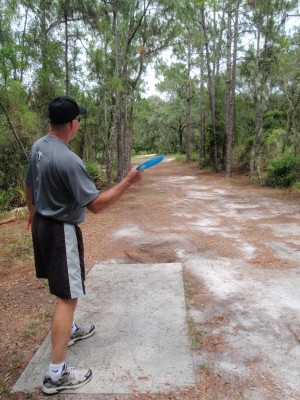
[13,263,195,395]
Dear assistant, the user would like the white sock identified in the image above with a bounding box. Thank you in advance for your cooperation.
[49,362,65,380]
[71,322,77,334]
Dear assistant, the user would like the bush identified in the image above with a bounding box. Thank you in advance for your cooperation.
[0,190,8,209]
[0,187,25,211]
[85,161,99,181]
[266,155,300,187]
[175,152,199,163]
[292,181,300,190]
[85,161,108,189]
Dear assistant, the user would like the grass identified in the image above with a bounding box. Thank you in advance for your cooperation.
[24,392,39,399]
[22,322,40,338]
[198,363,211,372]
[36,310,52,319]
[292,180,300,190]
[187,317,203,350]
[6,350,23,376]
[2,231,33,261]
[37,279,49,289]
[174,152,199,163]
[0,377,10,396]
[184,282,195,298]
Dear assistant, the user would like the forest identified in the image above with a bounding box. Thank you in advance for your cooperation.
[0,0,299,211]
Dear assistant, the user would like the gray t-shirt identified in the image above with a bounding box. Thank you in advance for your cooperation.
[25,134,100,224]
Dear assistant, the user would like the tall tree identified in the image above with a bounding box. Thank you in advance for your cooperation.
[247,0,298,181]
[224,0,240,177]
[89,0,178,181]
[200,5,218,172]
[198,18,206,161]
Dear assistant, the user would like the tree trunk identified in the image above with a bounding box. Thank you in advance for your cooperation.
[113,1,123,182]
[0,101,29,161]
[186,42,192,163]
[39,0,52,121]
[225,1,239,178]
[119,1,151,178]
[200,7,218,172]
[249,27,262,181]
[199,40,206,160]
[123,93,134,176]
[178,116,183,154]
[224,1,232,176]
[64,0,70,95]
[20,6,29,83]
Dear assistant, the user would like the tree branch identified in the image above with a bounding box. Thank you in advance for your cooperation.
[127,0,153,49]
[0,101,29,162]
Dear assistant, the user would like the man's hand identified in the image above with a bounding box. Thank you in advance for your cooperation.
[24,183,35,230]
[126,167,143,185]
[26,212,34,230]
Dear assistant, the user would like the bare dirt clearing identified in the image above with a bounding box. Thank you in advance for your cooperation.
[1,159,300,400]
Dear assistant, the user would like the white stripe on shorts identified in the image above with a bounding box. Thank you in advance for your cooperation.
[64,223,84,298]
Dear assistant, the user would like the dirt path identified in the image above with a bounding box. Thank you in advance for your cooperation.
[81,158,300,400]
[1,158,300,399]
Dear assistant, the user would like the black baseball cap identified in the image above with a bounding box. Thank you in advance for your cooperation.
[48,96,87,124]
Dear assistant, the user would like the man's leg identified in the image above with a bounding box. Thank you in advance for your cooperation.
[34,217,93,394]
[51,297,78,363]
[42,296,92,394]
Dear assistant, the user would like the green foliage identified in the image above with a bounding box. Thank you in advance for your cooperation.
[133,97,169,153]
[85,161,108,189]
[263,110,287,158]
[292,180,300,190]
[0,190,8,209]
[106,76,125,93]
[266,155,300,187]
[0,141,27,209]
[263,110,286,131]
[0,0,299,213]
[0,138,24,185]
[0,187,25,211]
[187,317,203,350]
[0,79,38,211]
[133,93,200,156]
[131,149,154,157]
[175,151,199,163]
[85,161,99,181]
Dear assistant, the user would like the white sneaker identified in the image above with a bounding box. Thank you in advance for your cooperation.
[42,364,92,394]
[68,323,95,347]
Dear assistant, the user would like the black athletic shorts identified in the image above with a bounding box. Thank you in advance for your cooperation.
[32,213,86,299]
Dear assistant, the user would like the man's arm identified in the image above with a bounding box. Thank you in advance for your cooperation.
[24,182,35,229]
[87,168,142,214]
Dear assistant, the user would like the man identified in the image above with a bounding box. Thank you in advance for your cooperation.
[24,96,142,395]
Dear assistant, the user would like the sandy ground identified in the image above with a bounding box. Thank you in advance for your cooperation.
[1,157,300,399]
[80,157,300,400]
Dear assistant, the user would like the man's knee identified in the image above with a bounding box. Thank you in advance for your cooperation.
[56,297,78,311]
